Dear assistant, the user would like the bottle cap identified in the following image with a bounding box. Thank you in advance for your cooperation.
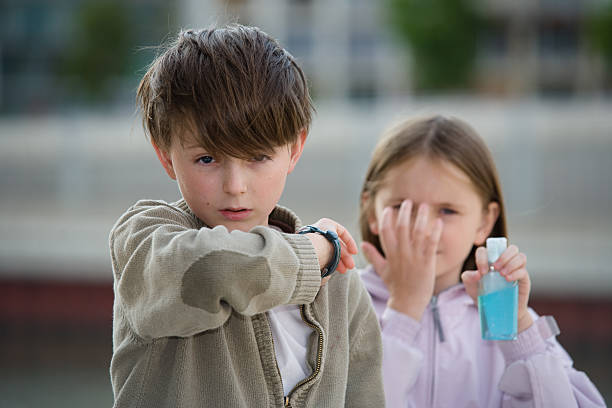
[486,237,507,264]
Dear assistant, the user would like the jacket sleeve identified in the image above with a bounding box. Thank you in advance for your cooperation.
[378,307,424,407]
[344,272,387,407]
[109,200,321,340]
[497,314,606,408]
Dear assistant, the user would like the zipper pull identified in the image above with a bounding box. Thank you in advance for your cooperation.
[284,396,291,407]
[431,295,445,343]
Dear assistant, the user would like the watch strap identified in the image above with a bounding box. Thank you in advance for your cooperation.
[297,225,341,277]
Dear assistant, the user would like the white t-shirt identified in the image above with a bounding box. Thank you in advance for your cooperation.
[267,304,313,395]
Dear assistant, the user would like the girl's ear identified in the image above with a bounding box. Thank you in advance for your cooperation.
[475,201,500,245]
[152,142,177,180]
[362,191,380,235]
[287,129,308,174]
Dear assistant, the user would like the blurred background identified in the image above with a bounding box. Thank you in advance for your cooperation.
[1,0,611,406]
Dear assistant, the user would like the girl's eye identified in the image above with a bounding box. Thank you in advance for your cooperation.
[440,208,457,215]
[197,155,215,164]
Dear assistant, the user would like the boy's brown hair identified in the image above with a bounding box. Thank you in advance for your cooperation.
[137,24,313,158]
[359,115,508,272]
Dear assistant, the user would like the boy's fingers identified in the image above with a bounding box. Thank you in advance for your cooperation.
[475,246,488,276]
[494,244,519,270]
[335,223,358,255]
[361,241,386,274]
[339,241,355,270]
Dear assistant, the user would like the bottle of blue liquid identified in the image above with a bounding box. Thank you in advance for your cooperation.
[478,237,518,340]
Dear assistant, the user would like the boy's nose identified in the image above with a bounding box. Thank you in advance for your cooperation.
[222,163,247,195]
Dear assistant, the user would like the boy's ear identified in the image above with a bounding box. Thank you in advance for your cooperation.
[362,191,380,236]
[287,129,308,174]
[152,142,177,180]
[475,201,500,245]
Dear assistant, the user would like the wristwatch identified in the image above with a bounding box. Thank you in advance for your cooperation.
[297,225,341,278]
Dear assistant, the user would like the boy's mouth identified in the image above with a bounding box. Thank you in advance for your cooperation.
[220,208,252,221]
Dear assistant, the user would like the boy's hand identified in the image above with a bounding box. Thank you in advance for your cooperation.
[362,200,443,321]
[461,245,533,332]
[304,218,358,285]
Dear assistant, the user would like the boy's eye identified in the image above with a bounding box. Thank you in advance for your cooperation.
[250,154,271,162]
[197,155,215,164]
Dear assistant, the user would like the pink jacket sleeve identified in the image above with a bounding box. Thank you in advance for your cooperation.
[497,316,606,408]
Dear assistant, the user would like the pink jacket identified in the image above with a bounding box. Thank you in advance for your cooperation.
[359,265,606,408]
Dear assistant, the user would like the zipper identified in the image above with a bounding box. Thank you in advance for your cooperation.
[284,304,324,405]
[429,295,444,406]
[431,295,445,342]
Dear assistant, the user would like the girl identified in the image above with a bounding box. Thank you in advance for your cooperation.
[358,115,605,407]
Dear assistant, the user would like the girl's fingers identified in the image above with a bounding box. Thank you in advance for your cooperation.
[379,207,396,255]
[396,199,413,248]
[424,218,443,259]
[494,244,519,270]
[460,270,481,301]
[475,246,489,277]
[505,267,529,283]
[461,270,480,284]
[499,252,527,277]
[413,203,429,250]
[361,241,386,275]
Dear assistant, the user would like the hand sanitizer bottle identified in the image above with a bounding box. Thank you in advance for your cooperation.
[478,237,518,340]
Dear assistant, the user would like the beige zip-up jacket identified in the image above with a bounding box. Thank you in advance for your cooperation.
[109,199,384,408]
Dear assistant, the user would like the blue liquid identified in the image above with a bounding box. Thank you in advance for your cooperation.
[478,285,518,340]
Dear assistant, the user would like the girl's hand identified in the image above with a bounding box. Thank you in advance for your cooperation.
[361,200,443,320]
[305,218,359,286]
[461,245,533,332]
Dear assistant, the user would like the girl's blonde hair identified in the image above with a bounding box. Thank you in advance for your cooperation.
[359,115,507,271]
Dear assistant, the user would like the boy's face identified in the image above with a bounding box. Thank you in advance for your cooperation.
[154,131,307,232]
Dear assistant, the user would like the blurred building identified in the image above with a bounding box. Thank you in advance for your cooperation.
[181,0,608,100]
[475,0,608,96]
[1,0,610,113]
[0,0,173,113]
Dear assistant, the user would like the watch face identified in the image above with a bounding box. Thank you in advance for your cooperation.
[326,230,338,240]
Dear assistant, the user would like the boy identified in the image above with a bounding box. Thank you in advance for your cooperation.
[109,25,385,407]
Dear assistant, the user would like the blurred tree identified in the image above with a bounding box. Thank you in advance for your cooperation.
[585,0,612,86]
[387,0,481,92]
[59,0,131,103]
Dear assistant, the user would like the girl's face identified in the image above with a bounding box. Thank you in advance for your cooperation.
[368,156,499,294]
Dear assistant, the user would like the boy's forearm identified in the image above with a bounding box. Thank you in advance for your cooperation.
[110,202,320,339]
